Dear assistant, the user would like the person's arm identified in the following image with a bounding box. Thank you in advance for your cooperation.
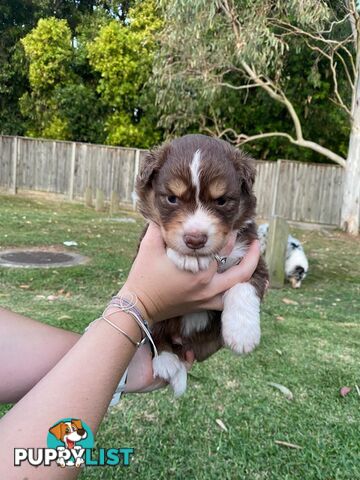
[0,308,142,480]
[0,223,260,479]
[0,309,165,404]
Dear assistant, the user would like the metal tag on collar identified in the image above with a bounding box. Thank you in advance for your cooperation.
[214,254,227,265]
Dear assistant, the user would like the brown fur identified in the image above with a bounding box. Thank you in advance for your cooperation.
[135,134,268,363]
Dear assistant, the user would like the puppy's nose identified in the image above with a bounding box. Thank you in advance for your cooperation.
[184,233,208,249]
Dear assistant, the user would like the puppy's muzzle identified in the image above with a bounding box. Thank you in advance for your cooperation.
[183,233,208,249]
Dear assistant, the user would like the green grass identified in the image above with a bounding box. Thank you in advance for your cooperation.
[0,193,359,480]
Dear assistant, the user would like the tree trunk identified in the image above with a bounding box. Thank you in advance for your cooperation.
[341,126,360,235]
[341,30,360,236]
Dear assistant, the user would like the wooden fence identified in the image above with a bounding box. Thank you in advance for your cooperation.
[0,135,344,226]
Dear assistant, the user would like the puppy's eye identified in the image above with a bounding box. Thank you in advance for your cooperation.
[167,195,178,205]
[216,196,227,206]
[65,428,70,433]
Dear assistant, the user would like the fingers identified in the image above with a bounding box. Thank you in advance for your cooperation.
[211,240,260,294]
[220,231,237,257]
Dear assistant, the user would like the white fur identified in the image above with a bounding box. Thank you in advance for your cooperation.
[190,149,201,200]
[183,207,216,237]
[221,283,260,354]
[167,247,212,273]
[258,224,308,287]
[285,247,308,286]
[181,311,210,336]
[152,351,187,397]
[257,223,269,255]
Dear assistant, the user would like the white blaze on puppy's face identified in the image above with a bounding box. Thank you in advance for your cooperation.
[190,149,201,200]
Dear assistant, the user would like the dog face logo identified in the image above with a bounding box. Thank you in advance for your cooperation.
[48,418,93,468]
[49,419,87,449]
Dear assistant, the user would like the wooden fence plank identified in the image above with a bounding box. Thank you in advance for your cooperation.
[0,135,350,227]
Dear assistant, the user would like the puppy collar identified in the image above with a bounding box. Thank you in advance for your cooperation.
[214,254,227,266]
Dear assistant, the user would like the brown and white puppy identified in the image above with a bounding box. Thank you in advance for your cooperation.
[136,134,268,396]
[49,419,87,467]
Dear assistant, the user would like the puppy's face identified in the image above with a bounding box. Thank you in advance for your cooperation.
[288,267,306,288]
[49,419,87,447]
[136,134,256,256]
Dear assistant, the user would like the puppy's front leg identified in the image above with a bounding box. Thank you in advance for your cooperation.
[221,283,260,354]
[167,248,212,273]
[152,351,188,397]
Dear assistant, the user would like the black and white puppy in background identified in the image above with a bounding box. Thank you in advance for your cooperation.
[135,134,268,396]
[258,223,309,289]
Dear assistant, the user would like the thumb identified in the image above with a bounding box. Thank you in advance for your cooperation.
[211,240,260,293]
[139,222,166,255]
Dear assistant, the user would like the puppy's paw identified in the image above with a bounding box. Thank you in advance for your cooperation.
[221,283,261,355]
[152,351,187,396]
[75,457,84,468]
[167,248,211,273]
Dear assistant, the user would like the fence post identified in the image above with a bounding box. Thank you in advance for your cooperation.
[69,142,76,201]
[11,136,18,194]
[84,187,93,207]
[271,160,282,216]
[95,189,104,212]
[110,191,120,216]
[132,149,140,210]
[265,215,289,289]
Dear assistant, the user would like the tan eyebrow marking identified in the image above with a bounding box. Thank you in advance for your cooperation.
[168,178,188,197]
[208,179,227,199]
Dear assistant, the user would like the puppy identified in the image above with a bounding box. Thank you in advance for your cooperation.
[49,419,87,467]
[258,223,309,288]
[136,134,268,396]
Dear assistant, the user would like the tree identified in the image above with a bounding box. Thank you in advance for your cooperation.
[0,0,102,135]
[20,17,74,139]
[154,0,360,235]
[87,0,163,147]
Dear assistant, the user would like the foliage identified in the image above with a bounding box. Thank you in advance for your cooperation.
[1,0,162,147]
[87,0,163,147]
[153,0,351,162]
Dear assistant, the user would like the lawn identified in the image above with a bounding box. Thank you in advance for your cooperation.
[0,193,359,480]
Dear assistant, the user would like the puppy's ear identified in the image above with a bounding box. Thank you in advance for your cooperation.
[72,419,83,430]
[233,150,256,195]
[137,144,168,189]
[135,143,169,220]
[49,422,65,440]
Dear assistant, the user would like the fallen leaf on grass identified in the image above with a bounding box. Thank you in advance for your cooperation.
[63,241,78,247]
[275,440,302,449]
[19,285,30,289]
[35,295,46,300]
[215,419,228,432]
[276,316,285,321]
[47,295,60,301]
[268,382,294,400]
[275,349,283,356]
[282,298,299,306]
[340,386,352,397]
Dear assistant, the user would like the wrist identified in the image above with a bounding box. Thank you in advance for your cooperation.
[117,287,154,327]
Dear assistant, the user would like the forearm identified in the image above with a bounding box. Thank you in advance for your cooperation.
[0,311,141,480]
[0,308,80,403]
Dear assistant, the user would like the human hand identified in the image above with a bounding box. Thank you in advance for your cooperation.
[119,222,260,325]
